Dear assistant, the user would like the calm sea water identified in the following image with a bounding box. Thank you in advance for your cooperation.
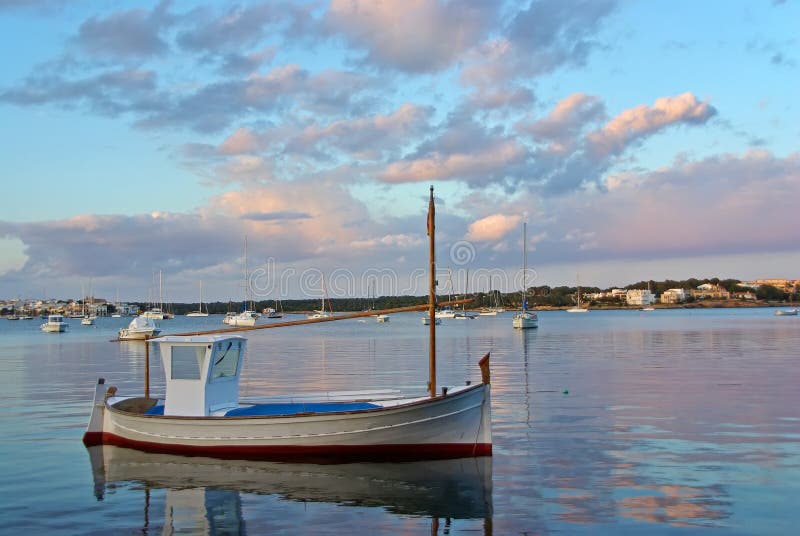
[0,308,798,534]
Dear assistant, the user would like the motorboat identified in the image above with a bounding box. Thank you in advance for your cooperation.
[41,314,69,333]
[118,316,161,341]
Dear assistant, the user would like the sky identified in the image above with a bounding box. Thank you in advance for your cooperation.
[1,0,798,303]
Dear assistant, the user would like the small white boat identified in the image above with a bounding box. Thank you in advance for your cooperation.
[422,316,442,325]
[566,276,589,313]
[142,307,165,320]
[566,307,589,313]
[512,222,538,330]
[81,316,96,326]
[774,309,798,316]
[640,306,655,312]
[41,314,69,333]
[435,307,457,319]
[375,314,390,323]
[84,187,492,463]
[263,301,284,318]
[223,310,259,326]
[512,311,538,329]
[186,280,209,317]
[118,316,161,340]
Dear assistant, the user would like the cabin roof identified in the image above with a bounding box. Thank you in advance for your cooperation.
[155,334,246,344]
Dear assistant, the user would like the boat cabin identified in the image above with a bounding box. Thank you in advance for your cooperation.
[155,335,246,416]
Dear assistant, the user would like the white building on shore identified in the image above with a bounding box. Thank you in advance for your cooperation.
[660,289,687,304]
[626,289,656,306]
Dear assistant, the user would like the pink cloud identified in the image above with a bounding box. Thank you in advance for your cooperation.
[466,214,522,242]
[326,0,491,73]
[219,128,260,154]
[587,92,716,156]
[527,93,604,142]
[379,140,527,183]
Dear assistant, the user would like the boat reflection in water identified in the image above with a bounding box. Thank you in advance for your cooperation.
[87,445,493,533]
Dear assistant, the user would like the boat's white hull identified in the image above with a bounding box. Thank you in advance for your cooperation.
[774,309,798,316]
[512,312,537,329]
[81,317,96,325]
[118,328,161,340]
[566,308,589,313]
[421,317,442,325]
[84,382,491,461]
[186,312,209,317]
[375,314,389,322]
[41,323,68,332]
[223,314,257,326]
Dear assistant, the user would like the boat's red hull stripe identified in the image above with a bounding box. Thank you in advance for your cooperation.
[83,432,491,460]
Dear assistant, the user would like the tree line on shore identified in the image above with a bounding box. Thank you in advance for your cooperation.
[4,278,794,316]
[135,277,795,314]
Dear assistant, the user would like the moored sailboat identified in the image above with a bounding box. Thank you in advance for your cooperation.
[512,222,538,329]
[186,280,209,317]
[83,187,492,462]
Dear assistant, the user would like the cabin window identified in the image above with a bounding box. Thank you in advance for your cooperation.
[171,346,205,380]
[211,342,240,380]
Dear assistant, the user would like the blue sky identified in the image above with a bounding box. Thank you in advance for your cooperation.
[1,0,798,302]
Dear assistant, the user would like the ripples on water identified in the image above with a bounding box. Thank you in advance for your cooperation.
[0,309,798,534]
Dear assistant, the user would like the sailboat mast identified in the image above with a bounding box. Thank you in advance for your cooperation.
[522,221,527,309]
[428,185,437,398]
[243,236,248,309]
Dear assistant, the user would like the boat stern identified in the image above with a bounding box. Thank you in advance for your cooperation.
[83,378,112,445]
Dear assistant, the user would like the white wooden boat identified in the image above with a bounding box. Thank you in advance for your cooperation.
[84,334,491,461]
[118,316,161,340]
[41,314,69,332]
[512,222,538,329]
[84,187,492,462]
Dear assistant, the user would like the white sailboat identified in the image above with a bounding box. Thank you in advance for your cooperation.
[512,222,538,329]
[307,274,333,319]
[187,280,209,317]
[566,275,589,313]
[263,300,284,318]
[479,279,505,315]
[81,282,96,325]
[224,238,259,327]
[143,271,167,320]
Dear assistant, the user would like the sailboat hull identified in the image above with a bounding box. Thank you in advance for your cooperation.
[84,384,491,462]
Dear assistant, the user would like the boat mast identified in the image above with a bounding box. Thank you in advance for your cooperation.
[243,236,249,311]
[522,221,527,311]
[428,185,437,398]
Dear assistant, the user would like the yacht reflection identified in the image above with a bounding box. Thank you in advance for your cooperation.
[88,445,492,533]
